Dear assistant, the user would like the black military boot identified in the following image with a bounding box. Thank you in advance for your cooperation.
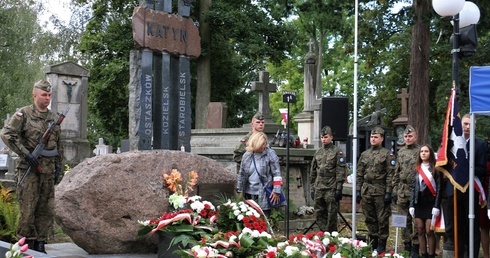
[370,237,379,250]
[25,240,36,250]
[376,239,386,254]
[410,244,420,258]
[35,241,47,254]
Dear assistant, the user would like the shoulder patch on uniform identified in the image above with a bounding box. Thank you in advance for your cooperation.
[391,160,396,166]
[339,157,345,163]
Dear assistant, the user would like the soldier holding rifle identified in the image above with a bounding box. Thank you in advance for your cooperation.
[0,80,64,253]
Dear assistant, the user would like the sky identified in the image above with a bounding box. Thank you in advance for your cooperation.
[37,0,72,31]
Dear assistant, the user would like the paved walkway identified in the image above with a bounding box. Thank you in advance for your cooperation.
[44,243,157,258]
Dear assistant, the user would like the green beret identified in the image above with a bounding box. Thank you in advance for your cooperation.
[34,80,52,92]
[321,126,332,136]
[404,125,415,134]
[253,112,264,120]
[371,126,384,135]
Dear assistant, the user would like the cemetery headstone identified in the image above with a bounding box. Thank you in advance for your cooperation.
[251,71,277,123]
[44,61,92,167]
[206,102,227,129]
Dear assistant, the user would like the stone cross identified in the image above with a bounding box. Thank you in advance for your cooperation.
[308,38,314,52]
[397,88,409,117]
[251,71,277,120]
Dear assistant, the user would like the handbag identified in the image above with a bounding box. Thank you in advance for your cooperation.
[252,155,286,207]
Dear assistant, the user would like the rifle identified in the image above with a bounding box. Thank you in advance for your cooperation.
[270,129,280,146]
[18,106,70,188]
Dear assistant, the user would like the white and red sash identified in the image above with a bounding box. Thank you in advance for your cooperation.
[417,165,437,196]
[474,177,486,207]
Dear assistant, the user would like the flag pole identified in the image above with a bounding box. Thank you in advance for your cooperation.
[454,188,458,258]
[468,113,476,258]
[352,0,359,240]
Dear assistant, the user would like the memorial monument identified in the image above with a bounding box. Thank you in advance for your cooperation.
[129,0,200,152]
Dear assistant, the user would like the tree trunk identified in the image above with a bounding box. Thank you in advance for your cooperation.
[408,0,431,144]
[195,0,212,129]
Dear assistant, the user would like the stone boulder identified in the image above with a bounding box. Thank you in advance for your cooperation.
[54,150,237,254]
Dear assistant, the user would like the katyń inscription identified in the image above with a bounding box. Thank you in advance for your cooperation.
[129,1,199,152]
[132,7,201,58]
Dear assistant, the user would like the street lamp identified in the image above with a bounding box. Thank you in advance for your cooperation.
[433,0,480,92]
[432,1,480,257]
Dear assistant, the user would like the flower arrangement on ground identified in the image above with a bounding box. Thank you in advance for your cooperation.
[138,169,408,257]
[138,169,218,247]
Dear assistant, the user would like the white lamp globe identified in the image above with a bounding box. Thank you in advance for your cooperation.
[433,0,465,17]
[459,1,480,28]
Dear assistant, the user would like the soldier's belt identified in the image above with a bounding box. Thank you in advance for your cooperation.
[40,149,59,157]
[365,179,385,184]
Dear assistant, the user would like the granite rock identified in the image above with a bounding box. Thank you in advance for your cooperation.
[54,150,237,254]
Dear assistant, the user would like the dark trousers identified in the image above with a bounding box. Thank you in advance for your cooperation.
[443,190,480,257]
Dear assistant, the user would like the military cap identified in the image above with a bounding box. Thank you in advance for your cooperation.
[371,126,384,135]
[252,112,264,120]
[321,125,332,136]
[404,125,415,134]
[34,80,52,92]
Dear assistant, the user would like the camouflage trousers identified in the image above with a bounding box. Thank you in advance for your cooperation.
[314,189,339,233]
[396,200,418,245]
[361,195,390,240]
[16,169,55,241]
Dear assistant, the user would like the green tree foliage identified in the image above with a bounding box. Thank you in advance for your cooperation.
[76,0,137,147]
[201,0,295,127]
[266,0,490,146]
[8,0,489,150]
[0,0,78,120]
[0,1,47,119]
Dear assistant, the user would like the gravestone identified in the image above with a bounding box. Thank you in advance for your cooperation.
[206,102,227,129]
[120,139,130,153]
[295,39,318,146]
[251,71,277,124]
[44,61,92,167]
[392,88,409,146]
[93,138,112,156]
[1,114,15,182]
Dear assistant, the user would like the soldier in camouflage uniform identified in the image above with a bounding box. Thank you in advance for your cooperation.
[233,113,265,172]
[0,80,63,253]
[392,125,419,255]
[356,126,396,253]
[310,126,346,232]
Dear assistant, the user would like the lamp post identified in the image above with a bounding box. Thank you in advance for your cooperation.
[432,1,480,257]
[433,0,480,92]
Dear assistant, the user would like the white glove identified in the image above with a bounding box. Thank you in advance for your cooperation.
[487,209,490,220]
[431,214,436,228]
[431,208,440,217]
[409,207,415,218]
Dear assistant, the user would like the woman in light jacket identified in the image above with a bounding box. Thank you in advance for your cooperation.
[237,132,285,215]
